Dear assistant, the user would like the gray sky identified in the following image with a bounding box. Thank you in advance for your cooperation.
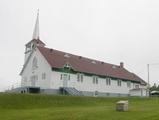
[0,0,159,91]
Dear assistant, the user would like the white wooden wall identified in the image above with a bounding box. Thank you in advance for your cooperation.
[21,48,52,89]
[51,71,141,94]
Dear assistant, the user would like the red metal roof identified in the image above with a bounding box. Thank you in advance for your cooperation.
[37,46,146,85]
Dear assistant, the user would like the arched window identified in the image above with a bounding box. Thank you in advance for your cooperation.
[32,57,38,70]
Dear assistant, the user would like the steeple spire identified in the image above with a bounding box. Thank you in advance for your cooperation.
[32,9,40,40]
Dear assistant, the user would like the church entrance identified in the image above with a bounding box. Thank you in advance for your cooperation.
[30,75,38,87]
[62,74,69,88]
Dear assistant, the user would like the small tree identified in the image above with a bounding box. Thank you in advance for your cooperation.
[150,83,157,91]
[157,84,159,91]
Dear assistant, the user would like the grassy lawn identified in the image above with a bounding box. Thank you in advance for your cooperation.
[0,93,159,120]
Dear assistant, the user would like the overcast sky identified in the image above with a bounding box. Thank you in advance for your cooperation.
[0,0,159,91]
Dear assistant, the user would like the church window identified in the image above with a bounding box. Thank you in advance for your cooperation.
[106,78,111,85]
[93,76,98,84]
[77,73,80,82]
[60,74,63,80]
[42,73,46,80]
[26,44,31,53]
[77,73,83,83]
[60,74,70,81]
[68,74,70,80]
[32,57,38,70]
[135,84,139,89]
[32,44,35,49]
[81,74,83,82]
[93,76,96,84]
[127,81,131,88]
[96,78,98,84]
[117,79,122,86]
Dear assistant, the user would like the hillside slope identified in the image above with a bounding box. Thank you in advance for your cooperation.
[0,93,159,120]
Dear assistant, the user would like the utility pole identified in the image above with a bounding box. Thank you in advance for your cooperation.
[147,64,150,97]
[147,63,159,97]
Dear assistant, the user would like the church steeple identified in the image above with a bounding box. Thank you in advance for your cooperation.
[24,10,45,63]
[25,9,45,47]
[32,9,40,40]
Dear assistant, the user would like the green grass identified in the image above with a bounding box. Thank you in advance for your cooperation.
[0,93,159,120]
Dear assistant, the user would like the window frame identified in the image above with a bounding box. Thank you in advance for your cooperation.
[117,79,122,86]
[77,73,84,83]
[93,76,98,84]
[127,81,131,88]
[60,74,70,81]
[32,57,38,70]
[106,78,111,85]
[135,84,139,89]
[42,73,46,80]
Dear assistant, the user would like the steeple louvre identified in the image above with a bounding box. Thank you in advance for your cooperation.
[32,9,40,40]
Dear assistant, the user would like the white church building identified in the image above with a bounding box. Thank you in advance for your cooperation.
[18,12,148,97]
